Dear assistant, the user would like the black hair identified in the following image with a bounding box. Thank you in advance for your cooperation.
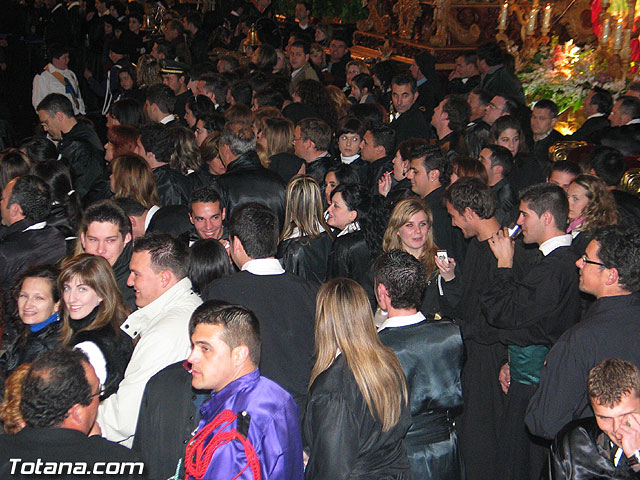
[200,73,229,107]
[443,95,471,132]
[48,43,69,61]
[188,239,232,294]
[189,185,223,212]
[9,175,51,222]
[617,95,640,120]
[114,197,147,217]
[36,93,75,118]
[463,121,491,159]
[352,73,374,93]
[476,42,504,67]
[198,113,226,134]
[550,160,581,178]
[21,136,58,163]
[374,249,426,310]
[146,84,176,114]
[184,10,202,29]
[290,39,310,54]
[349,103,386,128]
[495,95,520,116]
[187,95,216,121]
[139,123,172,164]
[294,79,339,128]
[589,145,626,186]
[228,202,279,259]
[470,88,493,106]
[519,182,569,230]
[326,163,360,186]
[254,88,285,110]
[109,98,145,127]
[367,121,396,156]
[592,225,640,293]
[409,145,452,187]
[21,348,92,428]
[336,116,365,138]
[391,73,417,94]
[590,87,613,116]
[31,160,81,231]
[0,150,31,192]
[484,144,514,178]
[534,99,560,118]
[133,232,190,279]
[444,176,495,218]
[230,81,253,107]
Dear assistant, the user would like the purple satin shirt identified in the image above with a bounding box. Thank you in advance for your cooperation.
[190,369,304,480]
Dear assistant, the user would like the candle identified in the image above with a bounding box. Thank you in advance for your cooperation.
[499,2,509,29]
[614,17,623,49]
[602,17,611,44]
[527,9,538,34]
[542,4,552,30]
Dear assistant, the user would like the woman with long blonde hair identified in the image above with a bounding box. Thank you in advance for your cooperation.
[110,154,161,209]
[58,254,133,399]
[277,175,334,286]
[304,278,410,479]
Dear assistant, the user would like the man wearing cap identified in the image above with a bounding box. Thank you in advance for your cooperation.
[84,39,130,110]
[162,60,192,125]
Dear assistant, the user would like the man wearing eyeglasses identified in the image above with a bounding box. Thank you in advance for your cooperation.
[526,225,640,443]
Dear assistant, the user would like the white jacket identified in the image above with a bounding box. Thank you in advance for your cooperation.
[97,277,202,447]
[32,63,86,115]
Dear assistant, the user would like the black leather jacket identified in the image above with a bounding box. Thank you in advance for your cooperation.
[153,164,192,206]
[277,231,333,287]
[0,319,62,377]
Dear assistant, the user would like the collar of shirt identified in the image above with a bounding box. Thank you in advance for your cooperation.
[144,205,160,231]
[539,234,572,256]
[378,311,425,332]
[588,112,606,120]
[160,114,176,125]
[23,221,47,232]
[341,153,359,164]
[337,221,360,237]
[199,369,261,424]
[291,66,304,77]
[534,129,554,142]
[627,118,640,125]
[416,77,427,87]
[241,258,285,275]
[121,277,195,338]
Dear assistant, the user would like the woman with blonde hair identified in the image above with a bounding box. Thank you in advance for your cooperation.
[326,85,352,119]
[110,154,161,209]
[0,363,30,433]
[277,175,334,286]
[567,174,620,254]
[58,254,133,399]
[258,116,302,179]
[303,278,410,479]
[135,54,162,88]
[383,197,442,317]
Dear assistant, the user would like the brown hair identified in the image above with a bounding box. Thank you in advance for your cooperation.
[0,363,30,433]
[111,154,161,208]
[571,174,620,231]
[588,358,640,408]
[281,175,334,241]
[107,125,140,158]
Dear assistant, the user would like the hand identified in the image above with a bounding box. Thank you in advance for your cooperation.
[498,363,511,394]
[378,171,392,197]
[435,256,456,282]
[617,413,640,458]
[84,68,93,80]
[488,228,515,268]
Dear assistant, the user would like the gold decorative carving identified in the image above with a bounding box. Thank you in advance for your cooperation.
[620,168,640,195]
[548,141,587,163]
[393,0,422,40]
[356,0,391,34]
[449,15,481,45]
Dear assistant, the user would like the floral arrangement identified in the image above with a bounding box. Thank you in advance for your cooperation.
[517,38,627,113]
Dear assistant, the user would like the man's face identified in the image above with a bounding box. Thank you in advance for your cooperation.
[129,16,141,33]
[329,40,347,63]
[189,201,225,240]
[392,83,418,114]
[446,202,474,238]
[295,3,309,21]
[1,179,15,227]
[575,240,608,296]
[592,391,640,448]
[38,110,63,140]
[409,61,420,79]
[127,250,165,307]
[609,100,627,127]
[467,92,486,121]
[454,56,476,78]
[143,100,154,121]
[478,148,495,178]
[431,99,448,131]
[359,130,381,162]
[162,74,180,93]
[188,323,237,391]
[548,170,577,192]
[293,126,308,158]
[52,52,70,70]
[531,107,556,136]
[516,201,544,245]
[483,96,507,125]
[81,221,130,266]
[288,46,307,70]
[82,362,101,432]
[407,157,430,197]
[151,42,161,60]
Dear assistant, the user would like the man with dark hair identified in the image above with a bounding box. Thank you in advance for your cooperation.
[360,122,396,193]
[36,93,107,201]
[198,73,229,111]
[138,123,191,206]
[203,203,316,414]
[476,42,525,104]
[33,44,85,114]
[546,358,640,478]
[144,84,178,125]
[408,145,466,263]
[440,177,506,480]
[115,197,157,239]
[409,52,444,123]
[431,95,470,154]
[163,18,191,64]
[229,80,253,107]
[216,122,286,230]
[448,52,481,95]
[596,96,640,156]
[292,1,314,35]
[325,35,351,86]
[189,185,226,243]
[217,55,240,73]
[294,117,335,187]
[482,182,581,478]
[98,233,202,447]
[532,99,565,177]
[527,225,640,440]
[151,39,175,62]
[184,301,304,479]
[547,160,580,192]
[0,349,144,477]
[78,199,135,308]
[610,95,640,127]
[571,87,612,141]
[0,175,66,293]
[161,60,192,124]
[468,87,492,125]
[390,73,431,142]
[478,145,517,225]
[289,40,319,91]
[589,145,640,227]
[183,11,209,64]
[375,250,464,480]
[483,94,519,126]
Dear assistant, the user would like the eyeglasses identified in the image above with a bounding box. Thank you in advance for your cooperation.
[580,254,606,267]
[89,384,106,399]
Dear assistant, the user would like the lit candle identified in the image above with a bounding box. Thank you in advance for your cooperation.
[499,2,509,29]
[602,17,611,44]
[614,17,623,49]
[542,4,552,30]
[527,9,538,34]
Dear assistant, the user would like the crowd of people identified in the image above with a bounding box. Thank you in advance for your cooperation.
[0,0,640,479]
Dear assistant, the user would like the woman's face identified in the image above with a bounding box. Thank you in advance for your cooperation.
[392,150,408,181]
[105,112,119,128]
[63,276,103,320]
[567,182,590,221]
[346,65,360,85]
[184,105,196,128]
[274,50,285,73]
[397,211,429,257]
[338,133,361,157]
[315,29,327,42]
[104,140,116,162]
[119,71,134,91]
[208,154,226,176]
[310,49,324,68]
[194,120,209,146]
[496,127,520,157]
[17,277,59,325]
[350,84,362,101]
[324,172,338,204]
[327,192,357,231]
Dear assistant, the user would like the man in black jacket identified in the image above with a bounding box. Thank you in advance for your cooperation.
[36,94,108,202]
[0,175,66,294]
[390,73,431,143]
[477,42,525,105]
[360,122,395,194]
[532,99,565,177]
[570,87,612,142]
[294,118,335,188]
[215,122,286,231]
[478,145,517,226]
